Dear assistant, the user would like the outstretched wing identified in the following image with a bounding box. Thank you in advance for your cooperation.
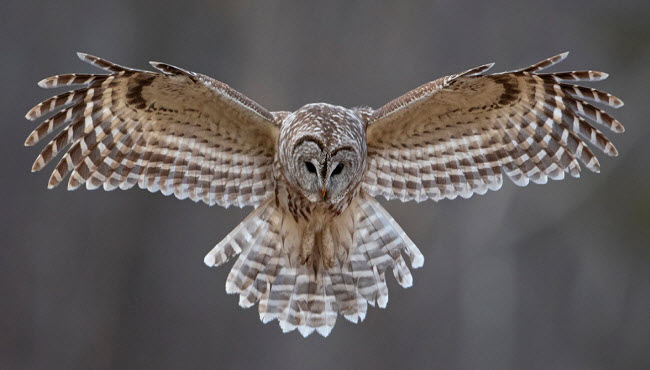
[26,53,280,208]
[364,52,624,202]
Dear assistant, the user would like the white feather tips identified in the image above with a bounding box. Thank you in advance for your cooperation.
[203,193,422,337]
[204,253,216,267]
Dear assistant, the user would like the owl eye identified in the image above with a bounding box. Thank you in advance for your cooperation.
[305,162,317,174]
[331,163,344,176]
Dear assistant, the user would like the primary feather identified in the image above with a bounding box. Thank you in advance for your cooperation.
[364,52,624,202]
[26,53,279,208]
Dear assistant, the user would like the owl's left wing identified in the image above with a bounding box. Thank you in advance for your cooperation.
[26,53,280,208]
[364,52,624,202]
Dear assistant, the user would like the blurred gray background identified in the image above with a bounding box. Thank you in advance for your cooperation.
[2,1,649,369]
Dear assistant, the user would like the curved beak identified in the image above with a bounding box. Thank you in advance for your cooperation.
[321,187,327,199]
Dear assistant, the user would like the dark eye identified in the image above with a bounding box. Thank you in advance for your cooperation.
[305,162,316,173]
[331,163,344,176]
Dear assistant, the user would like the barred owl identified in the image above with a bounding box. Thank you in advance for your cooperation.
[25,52,624,337]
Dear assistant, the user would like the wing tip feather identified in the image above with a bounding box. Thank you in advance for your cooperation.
[149,61,177,75]
[76,51,90,62]
[25,110,37,121]
[24,132,38,147]
[47,170,63,188]
[37,78,50,89]
[587,156,601,173]
[468,62,495,76]
[606,143,619,157]
[31,155,45,172]
[149,61,165,70]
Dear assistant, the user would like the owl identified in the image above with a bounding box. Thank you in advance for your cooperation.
[25,52,624,337]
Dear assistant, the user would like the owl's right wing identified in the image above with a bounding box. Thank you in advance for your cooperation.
[26,53,280,208]
[363,52,624,202]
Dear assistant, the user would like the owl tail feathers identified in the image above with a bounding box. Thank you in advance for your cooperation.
[203,192,424,337]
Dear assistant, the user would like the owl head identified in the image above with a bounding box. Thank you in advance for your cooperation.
[279,103,367,204]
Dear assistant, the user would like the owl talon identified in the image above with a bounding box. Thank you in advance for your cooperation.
[300,228,316,267]
[298,254,310,266]
[320,225,335,270]
[321,255,334,270]
[299,250,315,267]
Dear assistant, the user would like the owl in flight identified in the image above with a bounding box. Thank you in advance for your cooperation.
[25,52,624,337]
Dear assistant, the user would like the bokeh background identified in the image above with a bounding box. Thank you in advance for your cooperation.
[2,1,649,369]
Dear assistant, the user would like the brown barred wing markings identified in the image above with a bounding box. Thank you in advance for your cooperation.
[364,52,624,202]
[25,52,624,338]
[26,53,279,208]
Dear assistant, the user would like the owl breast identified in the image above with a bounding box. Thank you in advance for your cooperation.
[273,157,362,270]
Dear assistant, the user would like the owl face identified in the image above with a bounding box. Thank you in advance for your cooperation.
[279,103,367,204]
[292,139,361,203]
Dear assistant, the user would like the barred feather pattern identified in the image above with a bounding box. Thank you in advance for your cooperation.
[203,191,423,337]
[26,53,280,208]
[25,52,624,338]
[364,52,624,202]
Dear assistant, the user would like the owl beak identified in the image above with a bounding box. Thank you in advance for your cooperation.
[321,187,327,199]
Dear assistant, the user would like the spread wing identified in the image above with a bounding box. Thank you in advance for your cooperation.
[26,53,280,208]
[364,52,624,202]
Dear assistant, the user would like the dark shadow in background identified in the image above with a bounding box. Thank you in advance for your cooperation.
[2,1,649,369]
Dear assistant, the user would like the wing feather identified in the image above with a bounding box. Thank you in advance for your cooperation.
[26,53,279,208]
[365,53,623,202]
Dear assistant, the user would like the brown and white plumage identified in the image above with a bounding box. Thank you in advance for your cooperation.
[26,52,278,208]
[25,52,623,337]
[365,52,623,202]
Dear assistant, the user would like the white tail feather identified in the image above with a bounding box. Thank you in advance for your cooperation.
[204,192,424,337]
